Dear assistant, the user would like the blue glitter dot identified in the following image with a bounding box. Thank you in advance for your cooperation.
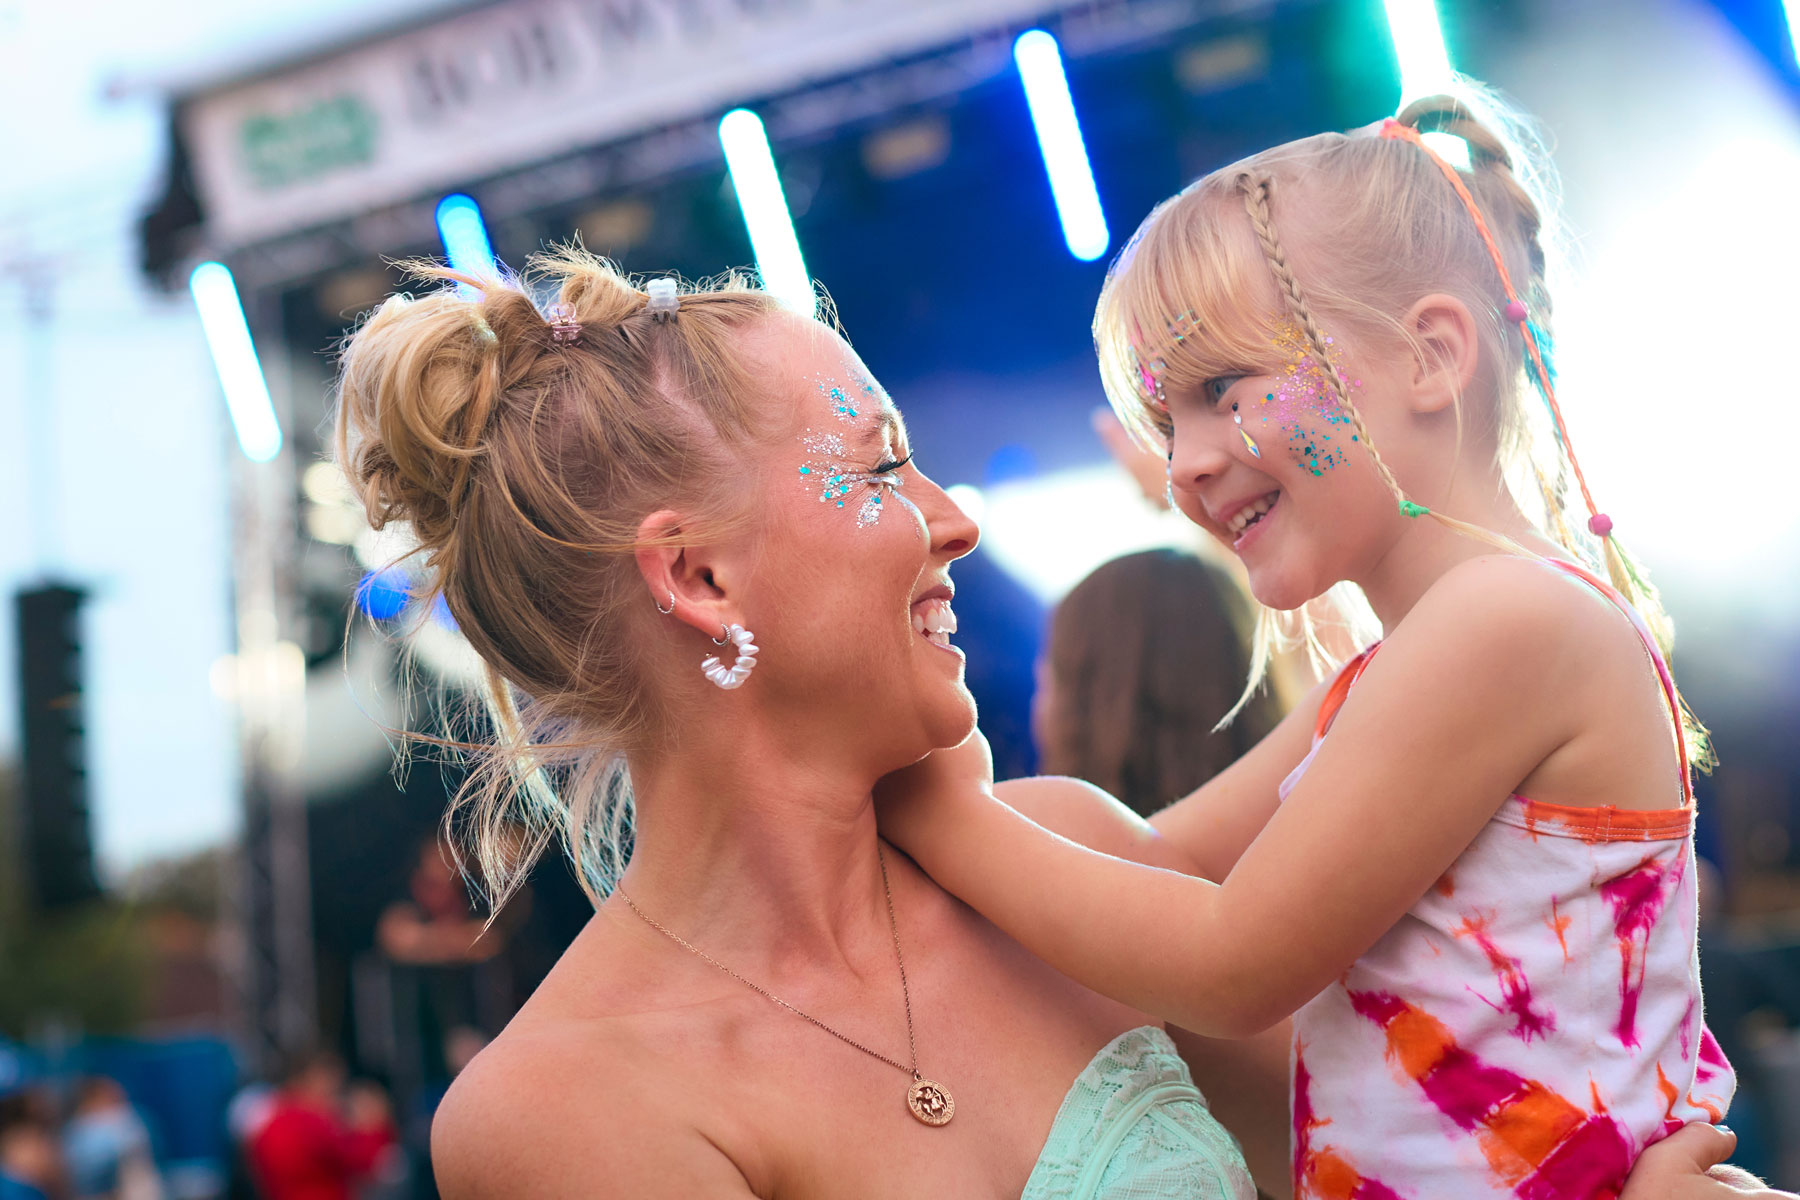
[836,501,845,508]
[799,466,811,474]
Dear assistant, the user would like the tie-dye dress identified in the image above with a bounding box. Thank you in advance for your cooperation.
[1281,558,1734,1199]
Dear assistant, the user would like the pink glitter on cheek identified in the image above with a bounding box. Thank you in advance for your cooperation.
[1260,320,1362,477]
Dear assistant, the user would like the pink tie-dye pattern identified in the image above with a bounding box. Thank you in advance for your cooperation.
[1599,855,1683,1049]
[1294,1049,1409,1200]
[1453,913,1556,1042]
[1348,990,1634,1199]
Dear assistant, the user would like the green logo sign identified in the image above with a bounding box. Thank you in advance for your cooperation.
[239,94,379,191]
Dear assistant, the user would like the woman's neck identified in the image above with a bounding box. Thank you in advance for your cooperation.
[614,739,894,974]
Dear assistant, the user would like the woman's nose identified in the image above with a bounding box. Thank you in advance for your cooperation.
[926,479,980,560]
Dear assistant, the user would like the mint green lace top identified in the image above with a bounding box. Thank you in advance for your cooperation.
[1021,1026,1256,1200]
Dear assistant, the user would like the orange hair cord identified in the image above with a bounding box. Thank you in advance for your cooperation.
[1379,119,1611,540]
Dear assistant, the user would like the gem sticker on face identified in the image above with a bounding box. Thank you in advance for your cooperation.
[1258,320,1362,477]
[814,369,884,424]
[796,429,904,529]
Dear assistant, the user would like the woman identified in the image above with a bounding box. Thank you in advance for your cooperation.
[332,249,1746,1198]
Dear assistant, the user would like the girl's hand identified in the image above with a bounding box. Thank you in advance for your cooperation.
[1620,1125,1792,1198]
[874,730,995,870]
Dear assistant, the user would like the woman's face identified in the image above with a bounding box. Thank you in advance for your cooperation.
[732,316,981,768]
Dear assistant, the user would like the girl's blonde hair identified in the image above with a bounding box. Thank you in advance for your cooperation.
[334,246,787,908]
[1095,85,1713,768]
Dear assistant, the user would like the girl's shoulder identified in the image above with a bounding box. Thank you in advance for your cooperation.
[1397,552,1638,663]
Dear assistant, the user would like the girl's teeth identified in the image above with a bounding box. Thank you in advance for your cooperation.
[1229,495,1277,534]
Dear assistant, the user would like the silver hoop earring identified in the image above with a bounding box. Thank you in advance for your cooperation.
[701,623,758,690]
[655,591,675,615]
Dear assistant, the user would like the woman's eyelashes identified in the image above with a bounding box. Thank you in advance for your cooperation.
[796,430,910,529]
[873,450,914,475]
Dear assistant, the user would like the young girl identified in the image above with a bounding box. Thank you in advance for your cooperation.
[877,90,1738,1197]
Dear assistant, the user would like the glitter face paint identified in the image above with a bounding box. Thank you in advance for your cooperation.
[814,369,882,423]
[795,366,910,530]
[796,429,903,528]
[1255,320,1362,477]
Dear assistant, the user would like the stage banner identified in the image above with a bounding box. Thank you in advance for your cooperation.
[183,0,1078,247]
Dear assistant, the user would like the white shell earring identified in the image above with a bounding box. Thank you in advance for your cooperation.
[701,623,758,690]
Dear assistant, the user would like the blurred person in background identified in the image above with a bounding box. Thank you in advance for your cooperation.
[1036,548,1285,819]
[402,1028,486,1200]
[59,1078,159,1200]
[247,1052,393,1200]
[0,1092,66,1200]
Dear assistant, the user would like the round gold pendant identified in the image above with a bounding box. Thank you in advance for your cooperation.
[907,1078,954,1126]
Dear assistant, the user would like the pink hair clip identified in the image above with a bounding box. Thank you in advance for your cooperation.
[546,304,581,345]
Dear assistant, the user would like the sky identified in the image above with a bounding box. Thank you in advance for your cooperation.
[0,0,461,878]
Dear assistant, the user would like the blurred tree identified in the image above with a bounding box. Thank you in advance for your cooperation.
[0,770,151,1038]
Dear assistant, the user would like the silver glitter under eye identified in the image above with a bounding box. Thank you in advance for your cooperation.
[796,429,904,527]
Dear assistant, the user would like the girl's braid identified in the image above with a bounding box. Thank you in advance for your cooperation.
[1236,172,1416,515]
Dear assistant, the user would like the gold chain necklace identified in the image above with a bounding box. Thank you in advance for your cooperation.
[615,843,954,1127]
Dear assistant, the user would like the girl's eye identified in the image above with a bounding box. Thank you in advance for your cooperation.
[1205,377,1244,406]
[873,451,914,475]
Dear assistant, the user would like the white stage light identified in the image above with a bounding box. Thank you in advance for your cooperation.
[1380,1,1467,166]
[1014,30,1110,262]
[189,261,282,463]
[945,483,987,529]
[719,108,816,316]
[974,465,1195,604]
[1383,0,1453,103]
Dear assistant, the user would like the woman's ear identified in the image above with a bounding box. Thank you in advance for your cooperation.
[635,509,732,639]
[1404,293,1482,415]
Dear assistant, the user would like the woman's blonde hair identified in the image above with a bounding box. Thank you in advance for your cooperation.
[1094,84,1712,768]
[334,246,788,907]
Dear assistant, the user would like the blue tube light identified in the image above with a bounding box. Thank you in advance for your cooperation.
[718,108,816,316]
[435,194,497,292]
[189,261,282,463]
[1013,30,1109,262]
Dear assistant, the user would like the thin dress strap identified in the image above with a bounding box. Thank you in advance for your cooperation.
[1540,558,1694,807]
[1308,559,1693,809]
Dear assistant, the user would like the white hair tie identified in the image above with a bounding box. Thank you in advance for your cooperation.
[644,278,679,321]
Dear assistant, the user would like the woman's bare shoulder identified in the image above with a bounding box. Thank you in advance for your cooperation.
[430,917,755,1199]
[431,1013,753,1199]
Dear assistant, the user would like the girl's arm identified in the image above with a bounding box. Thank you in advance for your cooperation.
[879,559,1584,1036]
[1148,673,1329,882]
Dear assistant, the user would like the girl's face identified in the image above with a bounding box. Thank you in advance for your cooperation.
[736,317,981,765]
[1159,319,1403,609]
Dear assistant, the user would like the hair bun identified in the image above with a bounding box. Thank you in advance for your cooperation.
[335,284,508,568]
[1396,94,1514,171]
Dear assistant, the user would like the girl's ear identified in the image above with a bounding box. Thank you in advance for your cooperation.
[1404,293,1482,415]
